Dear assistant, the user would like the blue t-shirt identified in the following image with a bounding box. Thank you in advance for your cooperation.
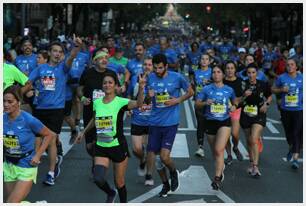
[197,84,236,121]
[69,51,90,79]
[194,68,212,93]
[106,62,125,75]
[187,51,202,73]
[275,72,303,111]
[14,54,37,75]
[126,58,143,77]
[216,44,235,61]
[29,62,69,109]
[238,69,268,82]
[147,71,190,126]
[129,73,152,126]
[262,51,278,71]
[3,111,44,168]
[200,42,214,53]
[159,48,178,71]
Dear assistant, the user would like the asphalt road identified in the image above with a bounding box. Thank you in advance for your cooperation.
[26,97,303,203]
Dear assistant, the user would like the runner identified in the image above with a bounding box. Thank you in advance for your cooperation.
[223,61,244,165]
[127,57,155,185]
[158,37,179,72]
[147,53,194,197]
[3,85,54,202]
[240,63,272,177]
[192,53,212,157]
[14,38,37,76]
[28,36,83,185]
[75,72,146,203]
[272,58,303,169]
[77,49,118,174]
[195,65,238,190]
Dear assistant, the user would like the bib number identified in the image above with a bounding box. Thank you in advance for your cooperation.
[191,65,198,71]
[244,105,258,117]
[210,104,226,117]
[285,94,298,107]
[96,116,113,133]
[93,89,105,101]
[139,103,152,115]
[3,135,22,155]
[42,76,56,91]
[156,92,170,108]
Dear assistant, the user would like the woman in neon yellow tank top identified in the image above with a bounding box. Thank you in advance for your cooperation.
[75,72,145,203]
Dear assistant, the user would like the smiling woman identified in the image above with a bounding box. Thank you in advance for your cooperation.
[3,85,55,203]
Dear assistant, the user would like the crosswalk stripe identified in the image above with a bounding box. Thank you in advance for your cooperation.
[266,122,280,134]
[224,139,249,160]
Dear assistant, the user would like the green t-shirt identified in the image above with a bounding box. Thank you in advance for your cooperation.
[93,96,129,148]
[3,63,29,90]
[109,57,128,67]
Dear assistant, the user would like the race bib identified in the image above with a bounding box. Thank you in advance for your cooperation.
[210,104,226,116]
[156,92,170,108]
[93,89,105,101]
[95,116,113,133]
[285,94,298,107]
[244,105,258,117]
[139,103,152,116]
[3,134,22,155]
[41,76,56,91]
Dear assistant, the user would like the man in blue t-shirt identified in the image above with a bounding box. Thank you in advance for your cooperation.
[29,36,83,186]
[158,37,179,72]
[14,39,37,76]
[147,54,194,197]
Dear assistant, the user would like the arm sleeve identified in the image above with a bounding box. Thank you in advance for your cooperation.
[12,65,29,85]
[28,66,39,83]
[28,114,45,134]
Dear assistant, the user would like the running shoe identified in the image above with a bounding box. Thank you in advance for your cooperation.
[257,137,263,153]
[106,189,117,203]
[225,155,233,165]
[233,147,243,161]
[144,174,154,186]
[54,155,63,178]
[69,129,78,145]
[137,162,147,176]
[43,173,55,186]
[247,164,253,175]
[211,175,224,190]
[57,142,63,156]
[251,165,261,178]
[170,170,180,192]
[195,146,205,157]
[159,183,170,197]
[291,160,299,169]
[286,150,293,162]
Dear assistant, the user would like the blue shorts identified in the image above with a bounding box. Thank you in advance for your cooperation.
[147,125,178,153]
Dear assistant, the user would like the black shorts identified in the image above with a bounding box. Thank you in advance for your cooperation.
[95,142,130,163]
[33,109,64,134]
[131,124,149,136]
[64,100,73,116]
[204,118,231,135]
[240,112,266,129]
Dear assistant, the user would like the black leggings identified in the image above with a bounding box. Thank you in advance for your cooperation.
[280,110,303,153]
[195,107,205,146]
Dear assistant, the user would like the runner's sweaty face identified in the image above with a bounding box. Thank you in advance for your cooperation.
[153,62,167,78]
[49,45,64,64]
[22,41,33,56]
[225,63,236,78]
[247,67,257,82]
[286,59,297,74]
[102,76,116,95]
[212,67,224,83]
[4,93,20,114]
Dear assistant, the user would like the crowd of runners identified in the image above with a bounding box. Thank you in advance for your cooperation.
[3,31,303,203]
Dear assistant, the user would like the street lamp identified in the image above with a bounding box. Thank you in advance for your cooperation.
[206,5,212,13]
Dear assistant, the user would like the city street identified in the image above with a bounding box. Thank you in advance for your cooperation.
[27,96,303,203]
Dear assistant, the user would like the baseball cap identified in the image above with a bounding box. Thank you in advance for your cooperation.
[238,48,246,53]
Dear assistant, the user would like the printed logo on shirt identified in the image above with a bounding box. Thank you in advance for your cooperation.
[41,75,56,91]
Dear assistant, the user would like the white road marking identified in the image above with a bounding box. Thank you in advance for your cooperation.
[183,93,196,129]
[224,140,249,160]
[263,136,286,141]
[267,117,282,124]
[58,132,73,156]
[178,198,207,203]
[282,158,303,163]
[266,122,280,134]
[171,134,189,158]
[129,165,235,203]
